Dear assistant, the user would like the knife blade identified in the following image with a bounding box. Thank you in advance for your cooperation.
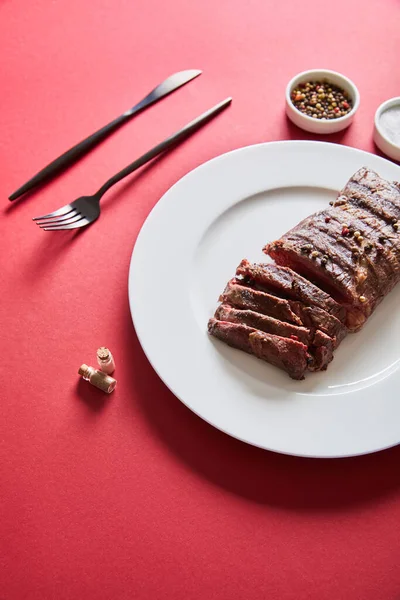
[9,69,202,201]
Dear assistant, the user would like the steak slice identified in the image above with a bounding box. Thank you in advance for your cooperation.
[214,304,334,371]
[288,302,346,346]
[220,280,303,325]
[221,278,345,344]
[235,259,346,322]
[264,211,365,330]
[265,168,400,330]
[309,330,334,372]
[208,318,309,380]
[215,303,311,344]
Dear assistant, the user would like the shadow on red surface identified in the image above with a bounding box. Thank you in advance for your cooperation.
[75,378,112,413]
[284,116,349,145]
[122,308,400,512]
[285,116,400,167]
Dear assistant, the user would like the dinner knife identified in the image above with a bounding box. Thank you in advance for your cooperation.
[9,69,202,201]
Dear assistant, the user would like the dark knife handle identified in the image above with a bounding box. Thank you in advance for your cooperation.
[9,69,202,201]
[8,111,135,201]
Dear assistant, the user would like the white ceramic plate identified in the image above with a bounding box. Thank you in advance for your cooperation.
[129,141,400,458]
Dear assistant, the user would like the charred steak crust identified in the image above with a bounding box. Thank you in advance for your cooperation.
[215,304,311,345]
[220,280,303,326]
[214,304,335,371]
[235,259,346,322]
[224,274,346,346]
[308,329,334,371]
[288,302,346,347]
[208,318,309,380]
[343,167,400,225]
[208,168,400,379]
[265,168,400,330]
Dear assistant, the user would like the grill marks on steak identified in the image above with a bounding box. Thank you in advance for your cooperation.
[343,167,400,224]
[220,280,303,325]
[342,184,400,225]
[265,168,400,329]
[335,207,400,297]
[288,302,346,346]
[224,272,346,343]
[267,209,380,297]
[208,319,309,380]
[208,168,400,378]
[215,304,311,345]
[265,237,366,331]
[216,270,342,371]
[215,304,334,371]
[235,259,346,322]
[211,274,339,374]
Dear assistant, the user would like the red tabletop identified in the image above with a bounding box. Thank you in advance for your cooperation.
[2,1,400,598]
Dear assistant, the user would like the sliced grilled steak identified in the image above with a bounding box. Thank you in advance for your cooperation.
[220,280,303,325]
[264,210,366,330]
[215,304,311,344]
[341,167,400,225]
[265,168,400,330]
[235,259,346,322]
[208,317,253,354]
[308,330,334,372]
[214,304,334,370]
[250,331,309,380]
[221,278,345,344]
[208,168,400,378]
[208,318,309,380]
[288,302,346,346]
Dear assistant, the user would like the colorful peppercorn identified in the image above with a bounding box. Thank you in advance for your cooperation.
[291,80,353,120]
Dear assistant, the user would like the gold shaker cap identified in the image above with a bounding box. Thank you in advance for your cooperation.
[97,347,110,361]
[78,364,90,376]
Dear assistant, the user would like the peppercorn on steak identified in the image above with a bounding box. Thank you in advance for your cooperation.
[208,167,400,379]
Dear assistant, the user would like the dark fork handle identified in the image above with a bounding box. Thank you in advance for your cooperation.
[96,97,232,198]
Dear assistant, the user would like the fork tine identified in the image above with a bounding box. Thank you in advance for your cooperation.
[39,214,85,229]
[32,205,75,221]
[41,218,90,231]
[35,211,81,227]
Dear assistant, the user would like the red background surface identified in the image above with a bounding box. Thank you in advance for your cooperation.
[2,1,400,598]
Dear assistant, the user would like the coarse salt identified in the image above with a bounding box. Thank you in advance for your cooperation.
[379,106,400,146]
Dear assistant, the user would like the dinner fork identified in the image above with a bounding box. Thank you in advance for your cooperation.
[33,97,232,231]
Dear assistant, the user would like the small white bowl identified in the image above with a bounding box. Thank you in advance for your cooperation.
[374,97,400,162]
[285,69,360,134]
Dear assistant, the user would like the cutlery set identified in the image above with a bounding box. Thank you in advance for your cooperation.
[9,70,231,231]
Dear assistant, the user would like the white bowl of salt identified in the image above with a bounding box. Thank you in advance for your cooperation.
[374,97,400,162]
